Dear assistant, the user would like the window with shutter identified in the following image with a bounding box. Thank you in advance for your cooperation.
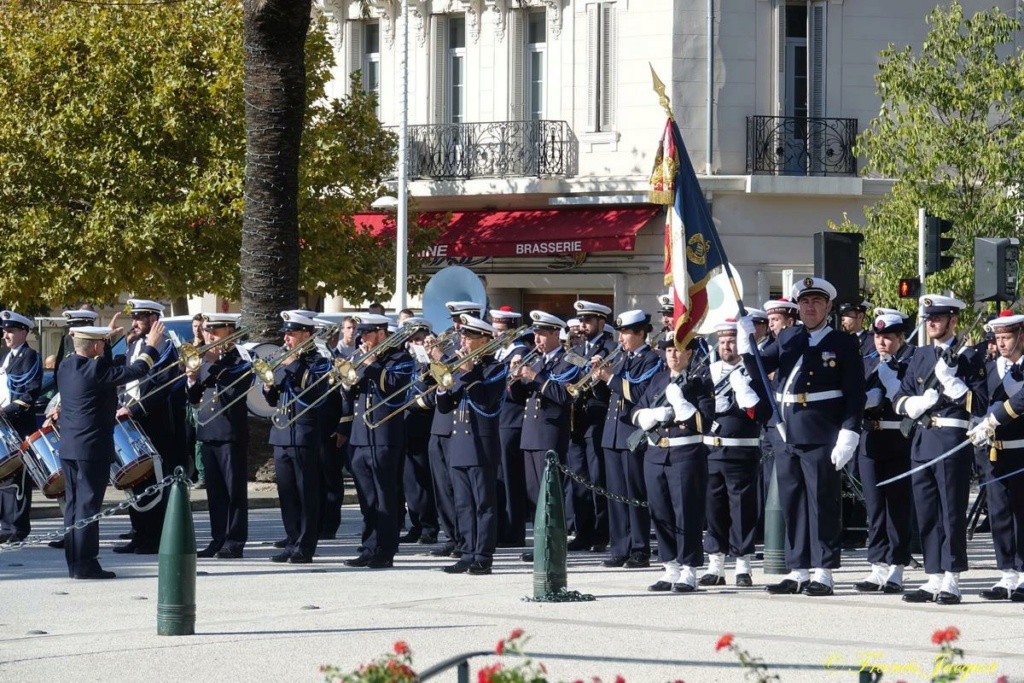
[448,15,466,125]
[364,22,381,115]
[432,15,448,124]
[509,9,526,121]
[586,2,617,133]
[348,20,364,83]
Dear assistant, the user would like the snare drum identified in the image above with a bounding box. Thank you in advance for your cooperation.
[0,414,23,481]
[110,417,158,490]
[22,425,64,499]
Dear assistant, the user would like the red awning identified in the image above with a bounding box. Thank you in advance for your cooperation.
[351,207,662,258]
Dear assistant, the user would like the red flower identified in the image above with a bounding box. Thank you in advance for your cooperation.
[477,662,502,683]
[509,628,525,640]
[996,676,1008,683]
[931,626,960,645]
[614,676,626,683]
[715,633,734,652]
[393,640,409,655]
[495,639,504,655]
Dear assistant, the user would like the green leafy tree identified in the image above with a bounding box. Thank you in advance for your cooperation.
[833,1,1024,312]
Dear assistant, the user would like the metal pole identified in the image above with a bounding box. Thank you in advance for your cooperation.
[918,207,926,346]
[395,0,410,309]
[705,0,714,175]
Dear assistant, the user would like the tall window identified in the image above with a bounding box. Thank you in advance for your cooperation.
[525,11,546,121]
[586,2,617,132]
[364,22,381,115]
[447,15,466,124]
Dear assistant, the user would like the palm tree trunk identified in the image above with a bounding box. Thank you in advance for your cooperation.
[240,0,312,341]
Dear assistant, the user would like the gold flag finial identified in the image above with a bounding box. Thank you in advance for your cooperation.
[650,64,673,119]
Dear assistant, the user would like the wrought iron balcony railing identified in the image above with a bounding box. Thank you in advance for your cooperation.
[392,120,578,180]
[746,115,858,176]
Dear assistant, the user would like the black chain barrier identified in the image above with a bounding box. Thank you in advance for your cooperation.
[545,451,648,508]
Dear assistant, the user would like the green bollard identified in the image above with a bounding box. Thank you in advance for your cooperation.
[532,452,568,598]
[157,476,196,636]
[763,459,787,575]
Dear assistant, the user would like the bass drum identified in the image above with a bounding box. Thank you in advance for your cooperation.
[22,425,64,499]
[0,413,23,481]
[245,342,280,418]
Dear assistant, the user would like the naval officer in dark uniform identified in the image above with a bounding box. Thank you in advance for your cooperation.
[53,309,100,376]
[492,307,530,548]
[0,310,42,544]
[399,317,439,545]
[57,322,164,578]
[186,313,251,559]
[839,300,875,357]
[437,315,506,575]
[738,277,865,596]
[895,294,987,604]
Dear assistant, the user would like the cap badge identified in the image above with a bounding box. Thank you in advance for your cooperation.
[803,277,814,287]
[923,298,933,307]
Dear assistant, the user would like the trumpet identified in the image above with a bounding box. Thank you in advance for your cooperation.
[362,324,527,429]
[565,345,624,398]
[506,346,541,385]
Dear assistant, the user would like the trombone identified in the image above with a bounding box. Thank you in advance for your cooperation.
[506,346,541,385]
[363,324,528,429]
[565,345,624,398]
[130,326,252,404]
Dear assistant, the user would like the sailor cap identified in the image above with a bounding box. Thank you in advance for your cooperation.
[279,310,318,333]
[459,315,496,337]
[920,294,966,316]
[126,299,165,315]
[790,277,837,301]
[872,313,907,335]
[574,300,612,318]
[352,313,391,334]
[0,310,32,330]
[202,313,240,329]
[63,310,98,327]
[615,309,652,330]
[69,326,113,341]
[529,310,566,331]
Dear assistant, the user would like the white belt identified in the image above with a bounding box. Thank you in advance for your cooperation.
[927,417,970,430]
[869,420,903,431]
[703,436,761,447]
[776,390,843,405]
[993,439,1024,450]
[648,435,704,448]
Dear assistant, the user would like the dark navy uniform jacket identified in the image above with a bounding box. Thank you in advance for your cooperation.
[746,325,865,446]
[602,345,663,450]
[347,347,415,448]
[993,359,1024,426]
[437,355,506,468]
[264,349,332,448]
[706,360,771,459]
[509,347,580,452]
[1,344,42,436]
[632,368,714,465]
[570,331,617,437]
[497,338,531,431]
[985,358,1024,447]
[862,343,913,426]
[118,337,179,441]
[57,345,158,462]
[403,359,435,445]
[186,347,251,443]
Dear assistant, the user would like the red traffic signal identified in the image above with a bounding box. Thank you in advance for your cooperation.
[898,277,921,299]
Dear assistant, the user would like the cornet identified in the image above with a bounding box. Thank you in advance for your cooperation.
[565,345,624,398]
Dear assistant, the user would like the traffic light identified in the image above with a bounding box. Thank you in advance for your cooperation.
[925,216,955,274]
[975,237,1021,302]
[898,277,921,299]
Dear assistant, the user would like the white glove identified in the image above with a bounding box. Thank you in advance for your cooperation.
[664,382,684,406]
[650,406,674,424]
[635,408,659,432]
[736,317,755,355]
[864,388,883,409]
[830,428,860,471]
[664,382,696,420]
[934,357,968,400]
[729,371,759,409]
[715,394,731,414]
[968,413,999,447]
[902,388,940,420]
[876,361,901,398]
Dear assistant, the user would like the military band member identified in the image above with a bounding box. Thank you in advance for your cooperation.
[565,318,584,349]
[967,312,1024,601]
[700,320,770,588]
[58,323,164,578]
[596,309,663,569]
[763,298,798,339]
[566,300,615,553]
[0,311,42,544]
[437,315,506,575]
[264,310,331,564]
[492,308,530,547]
[738,277,865,597]
[113,299,182,555]
[747,309,771,351]
[838,300,875,356]
[632,334,714,592]
[855,313,914,593]
[399,317,439,545]
[343,313,415,569]
[894,294,987,604]
[54,309,100,376]
[186,313,250,559]
[315,315,347,542]
[658,293,675,336]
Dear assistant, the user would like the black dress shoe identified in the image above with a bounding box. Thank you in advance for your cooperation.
[272,539,289,549]
[289,553,312,564]
[981,586,1010,600]
[936,591,961,605]
[0,533,13,544]
[271,551,292,563]
[118,530,135,540]
[344,554,372,567]
[443,561,472,574]
[902,588,936,603]
[467,562,492,575]
[215,548,243,559]
[418,534,438,545]
[520,552,534,563]
[399,532,421,544]
[802,580,834,597]
[699,573,725,586]
[450,550,463,558]
[648,580,674,592]
[589,544,608,553]
[134,545,159,555]
[854,580,883,593]
[882,582,904,594]
[602,555,627,568]
[196,547,219,559]
[74,568,116,580]
[1011,588,1024,602]
[567,537,592,551]
[671,582,696,593]
[367,558,394,569]
[112,541,138,554]
[429,544,456,557]
[735,573,753,588]
[623,554,650,569]
[765,578,806,595]
[48,539,65,549]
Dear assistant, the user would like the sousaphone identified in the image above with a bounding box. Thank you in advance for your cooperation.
[421,266,488,332]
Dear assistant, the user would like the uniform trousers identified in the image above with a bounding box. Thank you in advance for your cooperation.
[497,427,527,545]
[0,469,32,538]
[566,419,609,544]
[200,440,249,552]
[61,459,110,576]
[318,436,346,539]
[523,446,567,515]
[911,427,971,574]
[403,441,438,539]
[128,427,186,549]
[985,448,1024,571]
[775,442,842,570]
[451,462,498,566]
[858,432,912,567]
[274,444,321,557]
[704,452,760,558]
[605,447,650,558]
[645,451,706,567]
[351,444,401,561]
[428,434,459,546]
